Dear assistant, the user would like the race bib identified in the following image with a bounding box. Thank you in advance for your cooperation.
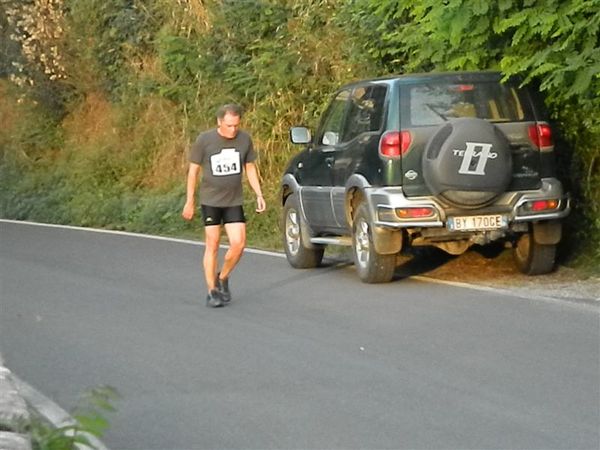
[210,148,241,176]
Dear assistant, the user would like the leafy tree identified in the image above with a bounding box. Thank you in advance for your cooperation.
[63,0,163,96]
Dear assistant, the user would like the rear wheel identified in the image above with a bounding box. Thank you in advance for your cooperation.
[282,194,324,268]
[352,204,396,283]
[513,229,556,275]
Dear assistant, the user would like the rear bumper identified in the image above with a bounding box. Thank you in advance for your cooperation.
[366,178,570,229]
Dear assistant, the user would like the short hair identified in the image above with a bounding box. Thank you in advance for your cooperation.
[217,104,243,119]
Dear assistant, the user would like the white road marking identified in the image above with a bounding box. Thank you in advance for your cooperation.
[412,276,599,313]
[0,219,285,257]
[2,219,597,311]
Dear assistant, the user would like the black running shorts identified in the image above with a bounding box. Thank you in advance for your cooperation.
[200,205,246,226]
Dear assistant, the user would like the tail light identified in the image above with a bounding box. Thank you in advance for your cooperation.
[379,131,412,158]
[377,206,436,222]
[524,199,560,212]
[528,123,553,151]
[395,207,435,219]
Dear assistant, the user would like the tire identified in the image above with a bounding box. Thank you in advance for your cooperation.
[513,230,556,275]
[282,194,324,268]
[352,203,396,283]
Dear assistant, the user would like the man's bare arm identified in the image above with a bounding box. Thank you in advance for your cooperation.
[182,163,202,220]
[245,162,266,213]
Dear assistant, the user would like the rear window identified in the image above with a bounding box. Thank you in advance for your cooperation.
[402,81,534,127]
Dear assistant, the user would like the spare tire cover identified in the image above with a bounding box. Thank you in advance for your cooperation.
[422,117,512,208]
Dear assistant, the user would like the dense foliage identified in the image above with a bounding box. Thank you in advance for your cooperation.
[1,0,598,268]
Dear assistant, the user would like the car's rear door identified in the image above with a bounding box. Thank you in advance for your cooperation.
[331,83,389,228]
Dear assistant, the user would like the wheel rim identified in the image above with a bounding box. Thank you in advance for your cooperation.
[354,218,370,269]
[285,208,301,256]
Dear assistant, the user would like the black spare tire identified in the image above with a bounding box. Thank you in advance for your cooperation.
[422,118,512,208]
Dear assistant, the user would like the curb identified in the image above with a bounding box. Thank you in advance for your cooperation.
[0,353,31,450]
[0,353,110,450]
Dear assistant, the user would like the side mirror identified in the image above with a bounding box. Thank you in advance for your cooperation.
[290,127,311,144]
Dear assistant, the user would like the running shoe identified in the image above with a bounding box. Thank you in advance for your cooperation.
[216,273,231,304]
[206,289,223,308]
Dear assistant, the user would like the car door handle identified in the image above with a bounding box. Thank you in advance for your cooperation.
[325,156,334,167]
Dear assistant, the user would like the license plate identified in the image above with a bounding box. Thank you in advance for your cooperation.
[447,214,507,231]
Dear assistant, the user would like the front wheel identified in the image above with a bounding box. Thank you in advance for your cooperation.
[513,230,556,275]
[282,194,324,268]
[352,204,396,283]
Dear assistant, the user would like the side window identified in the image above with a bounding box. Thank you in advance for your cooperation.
[318,90,350,146]
[342,84,387,142]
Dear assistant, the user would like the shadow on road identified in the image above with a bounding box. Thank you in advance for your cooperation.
[320,246,459,281]
[393,248,455,281]
[320,245,522,284]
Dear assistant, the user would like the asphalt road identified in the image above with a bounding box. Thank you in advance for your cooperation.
[1,221,599,450]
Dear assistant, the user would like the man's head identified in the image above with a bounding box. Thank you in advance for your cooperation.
[217,104,243,139]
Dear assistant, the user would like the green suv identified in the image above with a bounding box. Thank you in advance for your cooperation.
[281,71,570,283]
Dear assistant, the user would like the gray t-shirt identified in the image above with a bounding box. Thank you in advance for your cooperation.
[189,129,257,207]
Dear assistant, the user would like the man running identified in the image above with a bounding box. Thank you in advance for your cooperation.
[182,104,266,307]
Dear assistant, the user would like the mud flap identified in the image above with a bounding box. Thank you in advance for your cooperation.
[372,226,403,255]
[533,221,562,245]
[299,215,319,249]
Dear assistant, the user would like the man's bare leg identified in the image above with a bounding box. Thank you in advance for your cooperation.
[203,225,221,292]
[219,222,247,280]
